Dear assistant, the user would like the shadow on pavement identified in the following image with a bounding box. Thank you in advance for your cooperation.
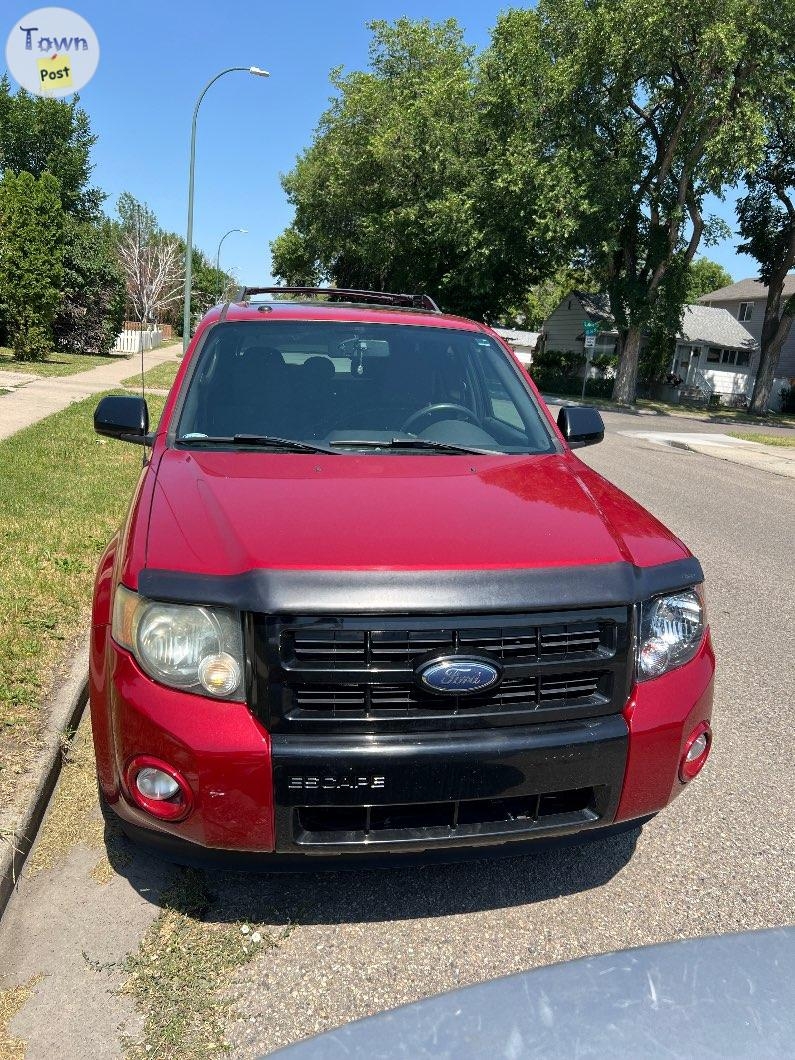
[103,820,641,927]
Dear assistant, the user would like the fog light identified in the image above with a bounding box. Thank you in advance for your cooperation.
[679,722,712,783]
[136,767,180,801]
[198,652,241,697]
[125,755,193,821]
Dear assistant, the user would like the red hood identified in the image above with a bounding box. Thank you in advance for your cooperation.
[140,449,689,576]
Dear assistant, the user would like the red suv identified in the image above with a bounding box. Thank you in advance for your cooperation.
[90,288,714,865]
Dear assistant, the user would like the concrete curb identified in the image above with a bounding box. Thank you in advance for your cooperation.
[676,440,795,479]
[0,638,90,921]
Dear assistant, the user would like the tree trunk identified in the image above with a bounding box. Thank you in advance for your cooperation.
[611,326,642,404]
[750,285,794,415]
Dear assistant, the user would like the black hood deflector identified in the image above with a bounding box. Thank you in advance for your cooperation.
[137,557,703,614]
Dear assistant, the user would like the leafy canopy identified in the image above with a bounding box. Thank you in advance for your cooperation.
[736,84,795,411]
[526,0,788,400]
[684,258,734,302]
[272,19,485,313]
[0,75,102,218]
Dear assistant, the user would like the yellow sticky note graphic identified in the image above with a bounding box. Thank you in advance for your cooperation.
[37,55,73,93]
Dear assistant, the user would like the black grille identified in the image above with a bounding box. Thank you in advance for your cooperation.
[288,622,606,666]
[293,787,599,846]
[253,607,631,734]
[291,673,608,714]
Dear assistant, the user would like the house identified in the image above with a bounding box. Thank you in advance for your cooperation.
[540,292,620,360]
[670,304,758,400]
[492,327,540,367]
[542,290,762,404]
[699,276,795,406]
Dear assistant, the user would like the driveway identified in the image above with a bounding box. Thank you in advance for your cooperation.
[1,415,793,1058]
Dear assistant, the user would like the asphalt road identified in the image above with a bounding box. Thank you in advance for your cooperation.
[1,409,793,1058]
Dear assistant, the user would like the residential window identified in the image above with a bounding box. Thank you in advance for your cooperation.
[736,350,751,367]
[706,348,721,363]
[721,350,737,365]
[738,302,754,321]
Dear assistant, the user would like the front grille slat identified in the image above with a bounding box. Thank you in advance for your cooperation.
[295,787,598,845]
[264,608,629,733]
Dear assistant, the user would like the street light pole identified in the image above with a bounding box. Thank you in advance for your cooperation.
[215,227,247,301]
[182,66,269,353]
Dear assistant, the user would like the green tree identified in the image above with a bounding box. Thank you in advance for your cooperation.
[272,19,487,314]
[0,171,64,360]
[116,190,158,240]
[685,258,733,302]
[517,0,792,403]
[736,92,795,413]
[54,218,125,355]
[471,10,564,318]
[0,78,119,358]
[0,75,102,218]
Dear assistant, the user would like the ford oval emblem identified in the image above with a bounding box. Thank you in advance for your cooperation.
[417,656,501,696]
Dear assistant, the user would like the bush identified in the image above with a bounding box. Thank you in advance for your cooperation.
[54,220,125,356]
[0,171,64,361]
[530,347,615,399]
[780,385,795,414]
[530,370,615,399]
[532,347,586,375]
[12,319,52,362]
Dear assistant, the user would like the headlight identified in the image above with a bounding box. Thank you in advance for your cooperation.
[112,586,244,700]
[637,587,705,681]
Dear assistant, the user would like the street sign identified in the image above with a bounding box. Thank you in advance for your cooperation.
[581,321,600,399]
[583,319,599,353]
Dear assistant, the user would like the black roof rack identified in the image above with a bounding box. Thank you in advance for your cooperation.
[233,286,441,313]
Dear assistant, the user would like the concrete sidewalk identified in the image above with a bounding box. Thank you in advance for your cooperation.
[0,344,181,441]
[620,430,795,479]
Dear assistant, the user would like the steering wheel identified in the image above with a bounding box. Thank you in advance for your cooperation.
[401,403,480,434]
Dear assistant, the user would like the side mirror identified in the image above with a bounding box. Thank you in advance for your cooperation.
[557,406,604,449]
[94,395,149,445]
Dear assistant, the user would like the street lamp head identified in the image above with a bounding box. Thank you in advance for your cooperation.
[239,228,248,234]
[249,66,270,77]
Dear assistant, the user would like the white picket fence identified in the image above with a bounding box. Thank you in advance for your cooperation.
[112,328,162,354]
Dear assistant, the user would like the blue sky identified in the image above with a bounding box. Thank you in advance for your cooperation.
[5,1,756,289]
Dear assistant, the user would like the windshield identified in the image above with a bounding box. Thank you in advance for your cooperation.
[176,321,557,454]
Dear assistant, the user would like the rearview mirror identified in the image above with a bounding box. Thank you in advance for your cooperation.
[94,395,149,445]
[557,406,604,449]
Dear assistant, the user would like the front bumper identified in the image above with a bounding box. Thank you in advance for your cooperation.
[271,716,627,854]
[92,634,714,859]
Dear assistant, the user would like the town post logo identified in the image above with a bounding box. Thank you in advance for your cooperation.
[6,7,99,98]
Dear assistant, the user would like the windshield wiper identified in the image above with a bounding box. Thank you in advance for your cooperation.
[177,434,337,454]
[328,437,500,455]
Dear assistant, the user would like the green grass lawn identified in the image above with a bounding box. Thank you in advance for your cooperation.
[731,431,795,447]
[0,346,117,378]
[0,390,165,807]
[122,358,181,391]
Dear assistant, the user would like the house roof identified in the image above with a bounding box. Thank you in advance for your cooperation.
[574,291,614,324]
[698,275,795,303]
[493,327,540,347]
[678,304,758,350]
[547,291,757,350]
